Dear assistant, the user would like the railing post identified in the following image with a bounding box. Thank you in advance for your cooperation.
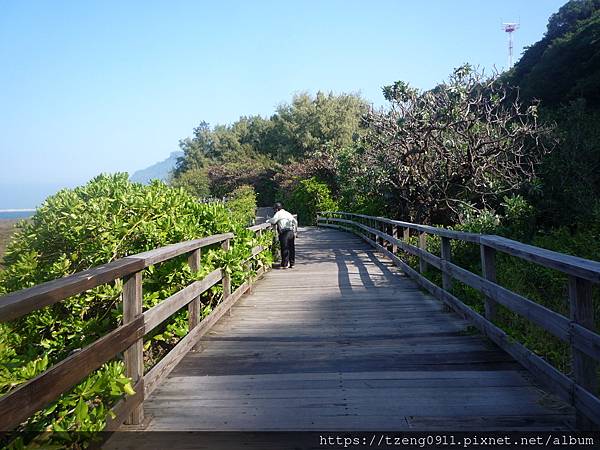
[123,271,144,425]
[370,219,376,242]
[403,227,410,243]
[221,238,231,301]
[569,275,598,430]
[392,225,398,254]
[188,248,202,351]
[480,244,497,322]
[440,237,453,292]
[418,231,428,273]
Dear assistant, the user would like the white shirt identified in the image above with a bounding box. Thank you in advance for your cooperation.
[266,209,297,232]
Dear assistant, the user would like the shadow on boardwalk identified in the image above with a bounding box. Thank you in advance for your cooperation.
[106,227,573,447]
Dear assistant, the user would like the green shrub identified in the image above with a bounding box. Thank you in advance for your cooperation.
[169,167,211,198]
[0,173,273,446]
[287,177,338,225]
[226,185,257,226]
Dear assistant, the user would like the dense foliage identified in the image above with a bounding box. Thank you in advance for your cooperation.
[354,65,553,224]
[171,92,369,206]
[506,0,600,106]
[287,178,338,226]
[504,0,600,229]
[0,174,272,447]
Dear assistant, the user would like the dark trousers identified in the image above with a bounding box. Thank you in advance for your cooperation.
[279,230,295,267]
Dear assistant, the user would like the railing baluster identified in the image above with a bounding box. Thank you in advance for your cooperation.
[188,248,202,351]
[123,271,144,425]
[222,238,232,306]
[569,275,598,430]
[440,236,453,292]
[419,231,428,273]
[392,225,398,254]
[480,244,498,322]
[403,227,410,243]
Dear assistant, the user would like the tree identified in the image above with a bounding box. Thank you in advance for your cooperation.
[170,167,211,198]
[173,121,213,176]
[286,177,338,225]
[171,92,369,205]
[357,65,553,224]
[507,0,600,106]
[271,91,369,162]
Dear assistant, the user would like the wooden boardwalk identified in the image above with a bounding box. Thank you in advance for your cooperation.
[138,227,572,431]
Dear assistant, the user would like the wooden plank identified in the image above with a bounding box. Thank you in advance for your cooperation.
[574,384,600,430]
[0,257,144,323]
[407,415,572,431]
[143,269,222,333]
[569,275,599,429]
[572,323,600,362]
[144,281,251,397]
[248,223,272,233]
[248,245,265,260]
[0,316,144,431]
[481,235,600,283]
[133,233,233,267]
[364,235,576,406]
[123,271,144,425]
[441,257,571,342]
[350,223,571,342]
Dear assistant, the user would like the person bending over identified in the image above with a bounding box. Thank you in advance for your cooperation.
[266,202,298,269]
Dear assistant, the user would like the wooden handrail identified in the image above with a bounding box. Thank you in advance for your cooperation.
[320,211,600,279]
[0,223,275,432]
[0,233,235,323]
[318,211,600,429]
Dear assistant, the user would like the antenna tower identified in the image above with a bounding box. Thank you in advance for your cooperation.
[502,22,520,67]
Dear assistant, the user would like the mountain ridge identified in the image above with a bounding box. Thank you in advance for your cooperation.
[130,151,183,184]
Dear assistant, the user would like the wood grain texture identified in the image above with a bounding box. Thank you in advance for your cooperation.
[481,235,600,283]
[144,281,251,398]
[481,244,498,321]
[187,248,202,352]
[133,233,234,267]
[123,271,144,424]
[569,275,599,429]
[143,269,222,333]
[350,226,600,426]
[0,257,145,322]
[139,227,573,431]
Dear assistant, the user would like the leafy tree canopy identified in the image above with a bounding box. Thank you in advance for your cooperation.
[507,0,600,105]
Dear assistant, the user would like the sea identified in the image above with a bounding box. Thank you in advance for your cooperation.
[0,210,35,220]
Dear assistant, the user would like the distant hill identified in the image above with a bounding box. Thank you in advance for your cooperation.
[130,151,183,184]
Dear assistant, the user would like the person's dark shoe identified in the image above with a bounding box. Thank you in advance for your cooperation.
[289,264,294,268]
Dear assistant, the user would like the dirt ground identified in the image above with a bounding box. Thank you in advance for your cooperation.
[0,219,20,261]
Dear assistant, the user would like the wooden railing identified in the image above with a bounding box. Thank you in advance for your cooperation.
[0,222,273,432]
[318,211,600,429]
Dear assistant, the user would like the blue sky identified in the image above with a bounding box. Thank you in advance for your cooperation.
[0,0,566,206]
